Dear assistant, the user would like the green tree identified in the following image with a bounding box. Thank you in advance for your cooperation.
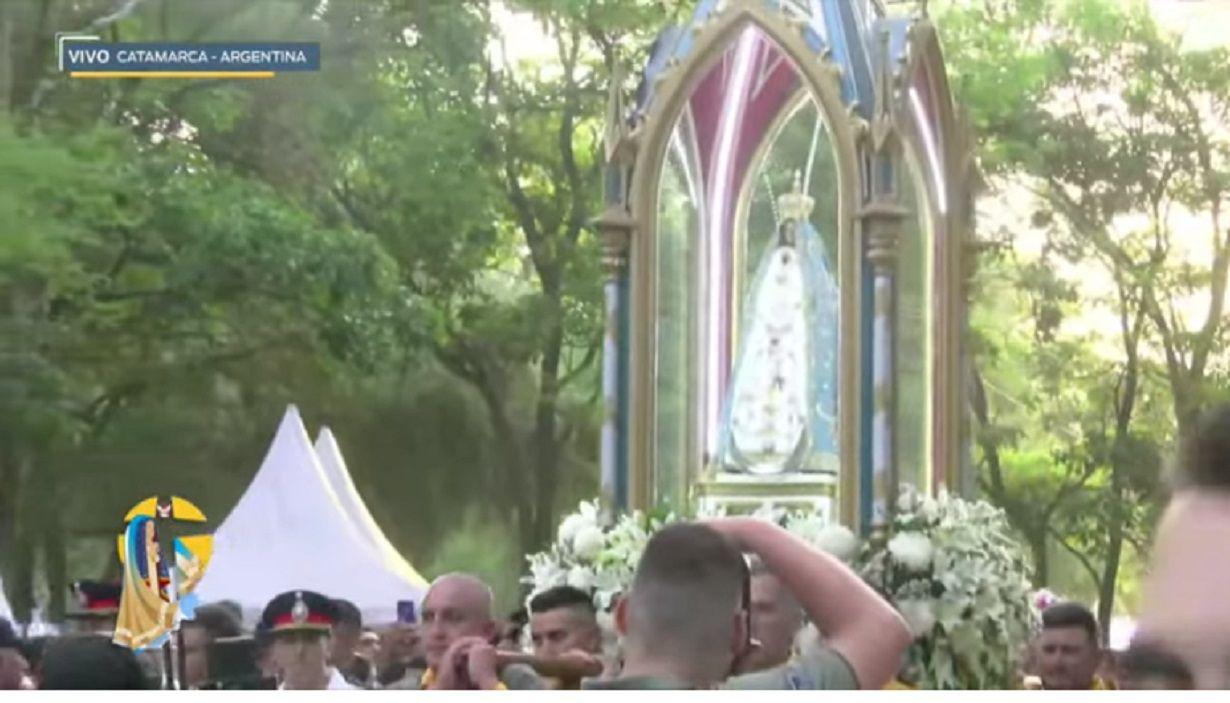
[190,0,676,555]
[1,0,684,614]
[0,119,403,618]
[945,0,1229,638]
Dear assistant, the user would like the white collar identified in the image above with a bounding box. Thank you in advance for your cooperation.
[277,668,356,690]
[328,667,358,690]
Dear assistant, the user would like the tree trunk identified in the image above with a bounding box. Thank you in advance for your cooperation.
[1027,527,1049,587]
[43,471,68,622]
[0,440,18,580]
[528,304,565,555]
[971,365,1052,583]
[1096,475,1124,646]
[472,372,533,555]
[1172,383,1199,451]
[9,497,35,622]
[1098,278,1140,646]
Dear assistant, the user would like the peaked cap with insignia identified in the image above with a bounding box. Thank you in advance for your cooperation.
[259,590,335,633]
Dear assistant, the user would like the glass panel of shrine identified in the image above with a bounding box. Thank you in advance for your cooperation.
[653,24,844,517]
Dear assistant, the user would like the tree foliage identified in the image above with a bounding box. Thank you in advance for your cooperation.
[945,0,1229,638]
[0,0,679,619]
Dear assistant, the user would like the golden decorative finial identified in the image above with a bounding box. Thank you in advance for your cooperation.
[777,170,815,222]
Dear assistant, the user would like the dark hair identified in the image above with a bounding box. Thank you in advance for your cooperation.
[0,617,18,649]
[186,604,242,640]
[635,522,745,593]
[1174,404,1230,491]
[331,599,362,630]
[1120,639,1194,689]
[215,600,243,623]
[626,522,746,657]
[39,636,148,690]
[1041,602,1098,644]
[19,636,49,671]
[529,586,595,616]
[506,607,528,626]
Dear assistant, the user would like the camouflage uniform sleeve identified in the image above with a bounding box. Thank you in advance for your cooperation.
[723,646,859,690]
[500,662,548,690]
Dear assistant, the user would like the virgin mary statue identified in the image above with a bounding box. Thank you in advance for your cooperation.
[718,180,839,475]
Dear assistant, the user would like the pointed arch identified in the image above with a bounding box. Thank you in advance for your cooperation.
[897,18,967,495]
[626,2,864,525]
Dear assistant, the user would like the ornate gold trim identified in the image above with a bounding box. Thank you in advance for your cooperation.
[897,18,966,496]
[596,207,635,277]
[626,1,863,526]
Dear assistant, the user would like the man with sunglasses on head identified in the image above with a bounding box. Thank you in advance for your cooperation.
[583,518,911,690]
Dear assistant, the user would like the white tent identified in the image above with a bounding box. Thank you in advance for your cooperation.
[193,406,425,625]
[314,427,428,590]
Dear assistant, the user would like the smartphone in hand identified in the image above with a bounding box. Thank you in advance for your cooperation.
[396,600,417,624]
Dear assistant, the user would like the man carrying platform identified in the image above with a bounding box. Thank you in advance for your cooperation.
[391,573,544,690]
[579,518,911,690]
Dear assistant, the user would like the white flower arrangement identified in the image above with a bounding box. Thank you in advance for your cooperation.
[526,490,1036,690]
[524,501,858,615]
[859,488,1038,690]
[525,501,678,614]
[700,502,861,563]
[523,501,680,656]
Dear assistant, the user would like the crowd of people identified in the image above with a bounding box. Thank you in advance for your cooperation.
[2,403,1230,690]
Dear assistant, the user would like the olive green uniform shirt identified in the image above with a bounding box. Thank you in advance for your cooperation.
[582,645,859,690]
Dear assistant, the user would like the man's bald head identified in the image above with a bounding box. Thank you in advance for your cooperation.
[427,574,494,616]
[616,523,747,682]
[421,573,497,668]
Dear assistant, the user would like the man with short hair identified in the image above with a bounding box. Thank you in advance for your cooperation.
[1034,602,1108,690]
[585,518,911,690]
[1134,404,1230,689]
[0,618,32,690]
[736,557,805,674]
[376,624,424,688]
[181,603,242,689]
[1118,640,1193,689]
[357,630,380,663]
[39,636,148,689]
[529,586,601,659]
[329,599,370,687]
[408,573,543,690]
[260,590,356,690]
